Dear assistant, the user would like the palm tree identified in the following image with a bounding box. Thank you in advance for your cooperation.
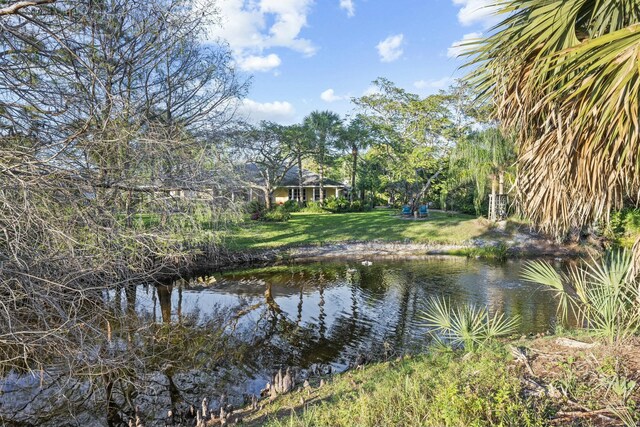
[468,1,640,238]
[451,128,516,219]
[303,111,343,203]
[341,115,372,202]
[282,124,312,206]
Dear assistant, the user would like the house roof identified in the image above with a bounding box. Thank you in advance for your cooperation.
[279,166,345,188]
[244,164,346,188]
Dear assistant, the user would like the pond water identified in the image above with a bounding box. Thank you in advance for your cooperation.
[119,257,562,392]
[3,256,566,425]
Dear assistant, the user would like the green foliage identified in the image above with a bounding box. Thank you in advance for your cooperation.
[323,196,350,213]
[462,243,508,261]
[522,250,640,343]
[420,297,519,351]
[259,347,548,427]
[349,200,366,212]
[282,200,301,212]
[246,200,266,220]
[301,201,325,213]
[260,206,291,222]
[608,208,640,247]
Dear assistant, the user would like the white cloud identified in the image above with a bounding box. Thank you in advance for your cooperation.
[237,54,282,72]
[320,88,347,103]
[237,99,296,123]
[206,0,316,71]
[339,0,355,17]
[451,0,500,27]
[376,34,404,63]
[414,77,455,90]
[447,32,481,59]
[362,85,382,97]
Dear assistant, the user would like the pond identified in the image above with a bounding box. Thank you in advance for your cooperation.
[121,257,561,391]
[3,256,565,425]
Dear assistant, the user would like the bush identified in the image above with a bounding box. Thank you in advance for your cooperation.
[246,200,265,216]
[522,249,639,344]
[609,208,640,246]
[349,200,363,212]
[324,196,350,213]
[420,297,519,351]
[260,206,291,222]
[282,200,300,212]
[301,201,325,213]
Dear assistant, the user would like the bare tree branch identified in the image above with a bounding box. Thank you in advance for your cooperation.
[0,0,55,16]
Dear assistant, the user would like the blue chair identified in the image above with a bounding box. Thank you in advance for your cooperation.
[418,204,428,217]
[401,205,411,216]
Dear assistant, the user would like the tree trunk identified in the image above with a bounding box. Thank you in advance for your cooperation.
[498,171,505,195]
[265,186,272,210]
[319,153,325,203]
[157,284,172,324]
[350,145,357,203]
[411,169,442,212]
[489,176,498,221]
[298,155,304,206]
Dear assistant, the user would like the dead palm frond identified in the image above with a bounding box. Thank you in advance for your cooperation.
[467,0,640,238]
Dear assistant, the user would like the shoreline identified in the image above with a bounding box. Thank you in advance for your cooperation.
[178,237,590,279]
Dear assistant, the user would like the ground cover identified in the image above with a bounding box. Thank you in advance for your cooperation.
[226,209,497,250]
[235,335,639,427]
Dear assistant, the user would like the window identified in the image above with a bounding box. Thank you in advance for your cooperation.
[288,188,300,201]
[313,188,327,201]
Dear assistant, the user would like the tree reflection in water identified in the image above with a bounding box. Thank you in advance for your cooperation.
[1,258,565,426]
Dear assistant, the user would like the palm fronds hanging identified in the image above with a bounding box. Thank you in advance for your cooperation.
[468,0,640,237]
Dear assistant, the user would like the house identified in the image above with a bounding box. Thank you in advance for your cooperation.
[271,166,347,204]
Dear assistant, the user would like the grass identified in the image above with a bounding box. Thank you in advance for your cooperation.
[226,209,493,250]
[242,345,549,427]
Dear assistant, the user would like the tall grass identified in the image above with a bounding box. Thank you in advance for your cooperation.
[420,297,519,351]
[522,250,640,343]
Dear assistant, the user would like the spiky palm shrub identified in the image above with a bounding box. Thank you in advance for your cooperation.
[468,1,640,239]
[420,297,520,351]
[522,250,640,343]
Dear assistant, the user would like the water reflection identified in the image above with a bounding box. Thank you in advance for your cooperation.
[121,258,561,376]
[2,258,565,426]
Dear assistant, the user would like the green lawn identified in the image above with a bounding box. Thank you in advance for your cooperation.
[226,209,492,250]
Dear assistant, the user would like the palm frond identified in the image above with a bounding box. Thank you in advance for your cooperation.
[467,0,640,237]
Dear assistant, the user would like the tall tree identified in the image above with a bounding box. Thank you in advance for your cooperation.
[341,115,372,202]
[354,78,454,210]
[468,0,640,239]
[451,128,516,218]
[282,124,312,206]
[303,110,343,202]
[242,122,297,209]
[0,1,247,421]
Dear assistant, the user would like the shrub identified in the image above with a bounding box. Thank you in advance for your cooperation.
[301,201,325,213]
[282,200,300,212]
[420,297,519,351]
[349,200,363,212]
[522,249,639,343]
[246,200,265,217]
[323,196,350,213]
[260,206,291,222]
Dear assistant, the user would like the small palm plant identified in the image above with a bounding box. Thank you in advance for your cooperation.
[522,250,640,344]
[420,297,519,352]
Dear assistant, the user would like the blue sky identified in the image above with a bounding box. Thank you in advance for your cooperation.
[207,0,499,124]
